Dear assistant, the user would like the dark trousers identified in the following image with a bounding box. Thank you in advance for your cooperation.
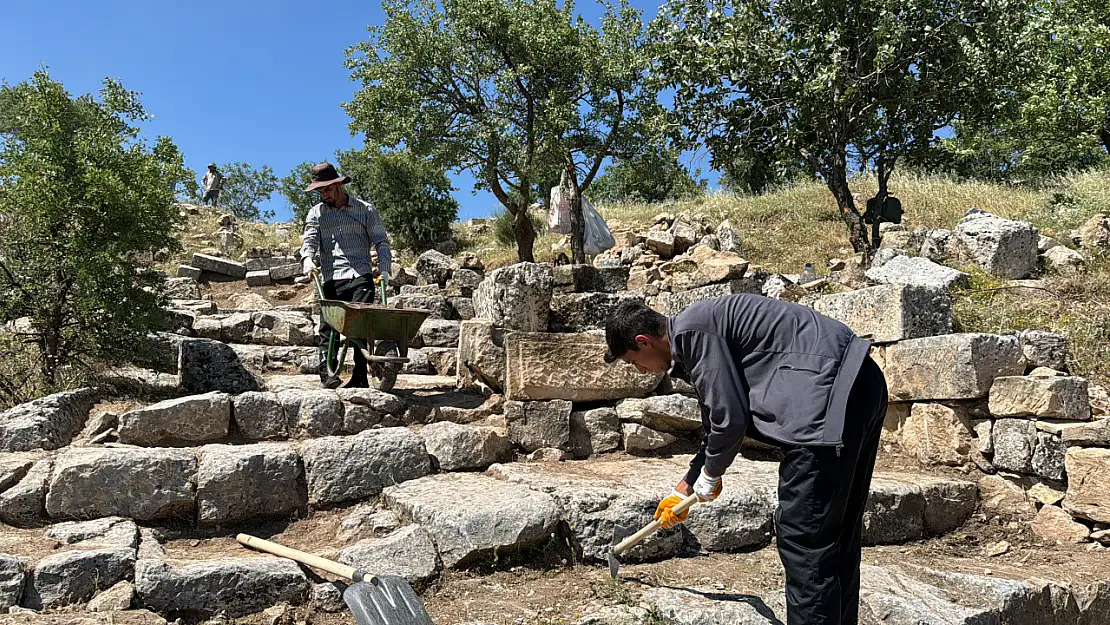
[775,356,888,625]
[317,277,375,384]
[203,189,220,206]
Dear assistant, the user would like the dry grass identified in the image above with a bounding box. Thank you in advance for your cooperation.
[162,204,304,270]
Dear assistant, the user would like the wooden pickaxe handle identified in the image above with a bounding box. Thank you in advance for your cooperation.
[612,493,699,556]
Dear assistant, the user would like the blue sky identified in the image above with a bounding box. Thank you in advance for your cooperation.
[1,0,709,223]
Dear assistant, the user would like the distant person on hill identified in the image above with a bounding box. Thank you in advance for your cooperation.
[604,296,888,625]
[300,161,392,389]
[201,163,223,206]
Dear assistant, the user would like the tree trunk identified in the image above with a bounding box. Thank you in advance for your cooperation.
[565,157,585,265]
[513,205,536,263]
[825,167,869,255]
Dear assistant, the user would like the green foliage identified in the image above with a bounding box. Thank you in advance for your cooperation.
[0,71,185,392]
[588,149,703,203]
[280,160,319,223]
[211,161,279,222]
[929,0,1110,182]
[337,147,459,251]
[345,0,658,262]
[652,0,1030,249]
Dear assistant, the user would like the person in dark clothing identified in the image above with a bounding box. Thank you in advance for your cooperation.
[604,295,888,625]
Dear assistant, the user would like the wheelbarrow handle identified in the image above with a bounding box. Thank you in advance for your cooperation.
[237,533,371,582]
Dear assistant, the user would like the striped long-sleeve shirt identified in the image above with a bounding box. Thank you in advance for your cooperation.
[300,195,392,282]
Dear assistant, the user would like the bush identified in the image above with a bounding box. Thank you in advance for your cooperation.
[211,162,279,222]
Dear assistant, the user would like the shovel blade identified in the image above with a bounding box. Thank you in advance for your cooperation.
[607,552,620,579]
[344,576,434,625]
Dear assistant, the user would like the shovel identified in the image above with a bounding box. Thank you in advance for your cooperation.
[237,533,434,625]
[607,493,699,579]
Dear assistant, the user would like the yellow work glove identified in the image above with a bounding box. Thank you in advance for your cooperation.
[653,490,690,530]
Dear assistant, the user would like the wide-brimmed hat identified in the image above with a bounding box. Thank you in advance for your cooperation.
[304,162,351,193]
[207,163,217,169]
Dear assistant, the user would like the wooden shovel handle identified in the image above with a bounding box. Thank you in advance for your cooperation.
[612,493,699,556]
[237,533,368,582]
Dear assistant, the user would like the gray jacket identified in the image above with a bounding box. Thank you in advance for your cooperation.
[668,294,871,482]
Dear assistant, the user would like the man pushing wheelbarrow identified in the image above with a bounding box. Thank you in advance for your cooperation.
[300,161,393,389]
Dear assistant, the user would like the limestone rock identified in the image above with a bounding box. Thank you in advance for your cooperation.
[1044,245,1085,271]
[1063,447,1110,523]
[416,249,458,286]
[813,284,952,344]
[394,294,453,319]
[503,331,662,402]
[44,517,139,548]
[1020,330,1069,372]
[989,375,1090,421]
[268,263,301,282]
[134,557,308,619]
[574,605,651,625]
[402,348,433,375]
[191,252,247,279]
[616,394,702,433]
[176,265,202,280]
[338,525,439,584]
[456,319,506,392]
[978,473,1036,518]
[621,423,677,453]
[88,580,135,612]
[1034,417,1110,446]
[0,388,98,452]
[877,333,1024,401]
[552,264,604,293]
[645,230,675,258]
[421,421,510,471]
[473,263,553,332]
[245,270,271,287]
[862,477,926,544]
[570,408,621,458]
[162,277,201,300]
[548,292,644,332]
[716,219,741,253]
[900,403,983,466]
[118,391,231,446]
[46,448,196,522]
[279,389,344,437]
[0,555,25,612]
[195,443,304,526]
[1032,431,1067,481]
[337,506,402,542]
[250,311,314,346]
[649,280,763,316]
[415,319,461,348]
[955,211,1039,279]
[1076,213,1110,250]
[865,255,971,291]
[300,428,431,506]
[446,268,483,298]
[423,346,457,376]
[232,392,288,440]
[0,459,51,527]
[23,547,135,609]
[179,338,262,395]
[992,419,1036,474]
[449,296,475,320]
[505,400,572,453]
[642,586,777,625]
[1032,504,1090,544]
[669,219,700,254]
[310,582,346,613]
[382,472,560,568]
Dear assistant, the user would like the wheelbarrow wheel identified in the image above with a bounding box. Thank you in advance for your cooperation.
[366,340,400,392]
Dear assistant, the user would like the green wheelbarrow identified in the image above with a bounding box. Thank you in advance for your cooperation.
[313,271,432,392]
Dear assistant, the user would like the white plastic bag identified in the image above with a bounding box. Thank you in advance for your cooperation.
[582,195,615,255]
[547,173,572,235]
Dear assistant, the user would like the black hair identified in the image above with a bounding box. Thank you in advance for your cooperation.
[604,299,668,363]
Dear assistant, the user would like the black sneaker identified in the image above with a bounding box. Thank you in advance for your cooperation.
[321,375,342,389]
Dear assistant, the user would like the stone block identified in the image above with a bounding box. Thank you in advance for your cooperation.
[162,277,201,300]
[645,230,675,258]
[616,394,702,433]
[878,333,1024,401]
[176,265,202,280]
[118,391,231,446]
[416,249,458,286]
[1019,330,1069,372]
[300,428,431,506]
[862,477,926,545]
[1064,447,1110,523]
[473,262,553,332]
[956,211,1039,279]
[503,331,663,402]
[195,443,304,526]
[621,423,677,453]
[813,284,952,344]
[232,391,288,440]
[250,311,314,346]
[46,448,196,521]
[1032,504,1090,544]
[134,557,308,619]
[0,459,51,528]
[23,547,135,609]
[570,408,621,458]
[0,555,25,612]
[865,255,970,291]
[992,418,1037,474]
[268,263,301,282]
[191,252,247,279]
[648,279,763,316]
[0,388,98,452]
[989,375,1091,420]
[505,400,572,453]
[338,525,440,584]
[245,270,271,287]
[456,319,506,392]
[382,472,560,568]
[179,338,262,395]
[552,264,603,293]
[421,422,510,471]
[900,403,983,466]
[394,294,453,319]
[423,346,457,376]
[1034,417,1110,446]
[548,292,644,332]
[978,473,1036,518]
[415,319,461,348]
